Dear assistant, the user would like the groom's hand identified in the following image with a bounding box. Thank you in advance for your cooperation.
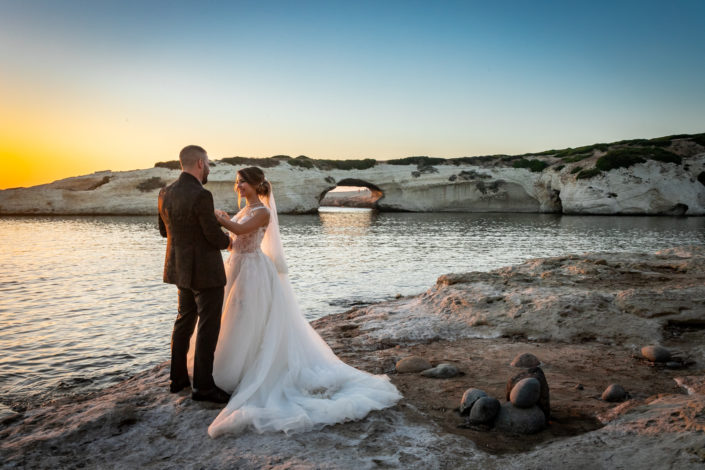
[214,209,230,222]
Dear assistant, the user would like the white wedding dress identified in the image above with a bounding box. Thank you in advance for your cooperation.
[191,193,401,438]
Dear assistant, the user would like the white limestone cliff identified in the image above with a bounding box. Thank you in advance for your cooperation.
[1,151,704,215]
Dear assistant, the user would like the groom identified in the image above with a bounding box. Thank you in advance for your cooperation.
[158,145,231,403]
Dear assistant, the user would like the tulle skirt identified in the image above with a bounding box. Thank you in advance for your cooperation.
[191,249,401,438]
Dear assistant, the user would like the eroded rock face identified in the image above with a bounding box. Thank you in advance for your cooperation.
[349,246,705,353]
[2,151,704,214]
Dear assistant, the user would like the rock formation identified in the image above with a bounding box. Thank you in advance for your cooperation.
[2,134,704,215]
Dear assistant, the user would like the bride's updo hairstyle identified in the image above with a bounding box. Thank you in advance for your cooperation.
[238,167,270,196]
[237,166,271,208]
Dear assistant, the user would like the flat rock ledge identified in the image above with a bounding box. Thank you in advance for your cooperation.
[2,247,705,469]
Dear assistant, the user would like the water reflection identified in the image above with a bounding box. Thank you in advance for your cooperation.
[318,207,376,237]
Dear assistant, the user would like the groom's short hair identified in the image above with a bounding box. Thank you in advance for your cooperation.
[179,145,207,169]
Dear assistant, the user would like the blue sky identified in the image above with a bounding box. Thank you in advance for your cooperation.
[1,0,704,187]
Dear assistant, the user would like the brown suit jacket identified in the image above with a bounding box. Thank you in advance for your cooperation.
[158,172,230,289]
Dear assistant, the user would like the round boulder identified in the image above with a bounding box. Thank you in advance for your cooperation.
[509,377,541,408]
[495,403,545,434]
[510,353,541,368]
[459,388,488,416]
[641,345,671,363]
[395,356,432,373]
[420,363,460,378]
[601,384,627,402]
[468,397,501,424]
[505,367,550,421]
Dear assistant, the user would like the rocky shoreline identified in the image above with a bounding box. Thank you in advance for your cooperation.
[2,246,705,469]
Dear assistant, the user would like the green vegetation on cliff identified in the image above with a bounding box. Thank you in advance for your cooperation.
[595,147,681,171]
[288,155,377,170]
[150,132,703,174]
[512,158,548,172]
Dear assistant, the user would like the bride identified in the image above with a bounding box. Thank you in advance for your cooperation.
[192,166,401,438]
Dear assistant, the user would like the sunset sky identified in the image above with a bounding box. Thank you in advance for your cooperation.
[1,0,704,189]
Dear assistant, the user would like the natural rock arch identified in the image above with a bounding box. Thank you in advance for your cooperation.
[319,178,384,209]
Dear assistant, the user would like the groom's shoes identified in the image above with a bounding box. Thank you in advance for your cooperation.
[169,379,191,394]
[192,386,231,404]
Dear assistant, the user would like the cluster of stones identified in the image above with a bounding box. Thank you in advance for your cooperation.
[600,345,678,402]
[396,352,551,434]
[396,345,684,433]
[457,353,550,434]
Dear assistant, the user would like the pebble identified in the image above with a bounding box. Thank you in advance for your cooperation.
[395,356,432,373]
[641,345,671,363]
[510,378,541,408]
[510,352,541,368]
[506,367,551,421]
[601,384,627,402]
[420,363,460,378]
[468,397,500,424]
[494,403,546,434]
[459,388,488,416]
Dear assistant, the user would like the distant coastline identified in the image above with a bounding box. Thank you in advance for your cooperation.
[1,132,704,215]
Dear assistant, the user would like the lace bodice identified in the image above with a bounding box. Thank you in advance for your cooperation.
[231,204,269,254]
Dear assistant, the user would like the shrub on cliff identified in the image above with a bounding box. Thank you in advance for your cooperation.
[648,134,690,147]
[513,159,548,172]
[220,156,281,168]
[556,143,609,160]
[386,156,447,166]
[154,161,181,170]
[596,147,681,171]
[287,156,315,169]
[576,168,602,179]
[286,156,377,170]
[318,159,377,170]
[137,177,166,192]
[448,155,509,165]
[596,151,646,171]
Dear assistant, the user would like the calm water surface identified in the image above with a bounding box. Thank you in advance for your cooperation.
[1,210,703,407]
